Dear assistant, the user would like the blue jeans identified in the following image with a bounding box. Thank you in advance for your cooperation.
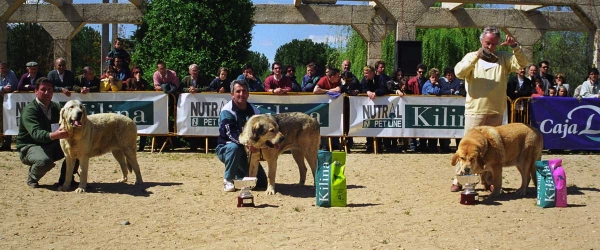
[216,143,267,186]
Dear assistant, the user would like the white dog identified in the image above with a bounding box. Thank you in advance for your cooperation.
[58,100,143,193]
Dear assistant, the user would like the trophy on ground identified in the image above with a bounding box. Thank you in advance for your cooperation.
[234,177,257,207]
[456,174,480,205]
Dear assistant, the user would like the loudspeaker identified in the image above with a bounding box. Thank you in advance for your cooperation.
[394,41,423,74]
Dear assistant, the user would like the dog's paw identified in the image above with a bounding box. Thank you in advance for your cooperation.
[134,180,143,185]
[265,185,276,195]
[74,188,86,193]
[57,185,69,192]
[117,177,128,183]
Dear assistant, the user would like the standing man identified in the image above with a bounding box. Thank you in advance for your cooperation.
[216,80,267,192]
[180,64,206,94]
[236,64,265,92]
[538,61,554,95]
[153,61,179,94]
[17,62,44,91]
[580,68,600,98]
[0,61,18,151]
[74,66,100,94]
[407,63,427,95]
[16,78,78,188]
[361,66,387,153]
[47,57,75,93]
[506,67,533,100]
[453,26,528,192]
[301,62,320,92]
[374,60,391,83]
[264,62,292,94]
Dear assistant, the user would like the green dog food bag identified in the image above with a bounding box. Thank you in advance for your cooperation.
[316,151,347,207]
[536,160,556,208]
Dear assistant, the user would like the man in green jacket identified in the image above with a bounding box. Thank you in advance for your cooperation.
[17,78,76,188]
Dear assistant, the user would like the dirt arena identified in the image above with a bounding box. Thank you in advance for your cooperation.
[0,145,598,249]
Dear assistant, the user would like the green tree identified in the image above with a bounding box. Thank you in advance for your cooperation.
[245,51,270,80]
[274,39,333,77]
[332,26,367,79]
[533,31,589,89]
[7,23,53,76]
[71,26,102,75]
[132,0,254,84]
[416,27,482,73]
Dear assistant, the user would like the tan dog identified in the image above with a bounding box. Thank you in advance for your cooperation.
[239,112,320,195]
[451,123,543,197]
[58,100,143,193]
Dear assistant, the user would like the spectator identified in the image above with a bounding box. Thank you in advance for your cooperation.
[285,65,302,92]
[105,38,131,68]
[264,62,292,94]
[18,62,44,91]
[153,61,179,94]
[0,61,18,91]
[0,61,18,151]
[180,64,207,94]
[124,66,149,91]
[531,75,545,97]
[314,68,343,151]
[341,71,361,96]
[361,65,386,153]
[527,64,538,81]
[16,78,79,188]
[236,64,264,92]
[74,66,100,94]
[384,68,408,152]
[439,67,462,153]
[573,85,582,98]
[548,86,557,96]
[553,73,570,96]
[374,60,391,83]
[100,66,123,92]
[216,80,267,192]
[421,68,443,153]
[407,63,427,95]
[506,67,533,100]
[124,66,149,151]
[301,62,320,92]
[47,57,75,94]
[539,60,554,95]
[557,85,569,97]
[209,67,230,93]
[453,26,528,192]
[579,68,600,98]
[113,57,131,82]
[341,60,359,86]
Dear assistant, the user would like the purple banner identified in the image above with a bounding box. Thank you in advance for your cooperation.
[530,97,600,150]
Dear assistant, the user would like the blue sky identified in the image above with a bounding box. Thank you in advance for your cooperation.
[71,0,365,63]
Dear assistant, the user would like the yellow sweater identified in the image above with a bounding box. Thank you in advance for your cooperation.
[100,78,123,92]
[454,47,528,115]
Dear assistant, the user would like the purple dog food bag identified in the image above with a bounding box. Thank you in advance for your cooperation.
[549,158,567,207]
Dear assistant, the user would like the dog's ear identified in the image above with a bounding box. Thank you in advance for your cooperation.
[450,153,459,166]
[59,106,66,128]
[80,104,87,126]
[251,123,264,141]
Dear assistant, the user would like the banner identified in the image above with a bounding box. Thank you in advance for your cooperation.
[530,97,600,150]
[348,96,466,138]
[176,93,343,136]
[2,93,169,135]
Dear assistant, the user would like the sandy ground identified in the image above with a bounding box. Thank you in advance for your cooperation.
[0,145,599,249]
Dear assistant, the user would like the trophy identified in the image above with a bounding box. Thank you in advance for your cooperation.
[456,174,480,205]
[234,177,257,207]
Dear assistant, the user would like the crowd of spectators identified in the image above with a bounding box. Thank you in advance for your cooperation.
[2,36,600,153]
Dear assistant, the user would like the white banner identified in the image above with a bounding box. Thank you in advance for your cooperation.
[2,92,169,135]
[176,93,344,136]
[348,96,466,138]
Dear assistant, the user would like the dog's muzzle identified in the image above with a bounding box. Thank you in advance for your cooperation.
[71,111,83,127]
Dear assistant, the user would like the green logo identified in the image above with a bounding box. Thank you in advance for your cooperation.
[405,105,464,129]
[361,104,403,128]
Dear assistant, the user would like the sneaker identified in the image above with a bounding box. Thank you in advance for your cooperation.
[27,178,39,188]
[223,179,235,192]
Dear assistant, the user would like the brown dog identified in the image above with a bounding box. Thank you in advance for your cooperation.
[239,112,320,195]
[451,123,543,197]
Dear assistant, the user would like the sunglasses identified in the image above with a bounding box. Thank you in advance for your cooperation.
[417,71,424,74]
